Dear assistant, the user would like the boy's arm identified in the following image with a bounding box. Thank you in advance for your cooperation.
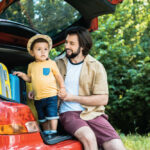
[52,61,66,97]
[13,71,31,82]
[54,73,65,89]
[54,73,67,98]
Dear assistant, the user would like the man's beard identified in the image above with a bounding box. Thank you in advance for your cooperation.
[66,47,80,59]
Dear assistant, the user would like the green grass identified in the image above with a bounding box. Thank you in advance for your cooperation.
[120,133,150,150]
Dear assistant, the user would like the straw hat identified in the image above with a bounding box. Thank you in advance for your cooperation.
[27,34,52,55]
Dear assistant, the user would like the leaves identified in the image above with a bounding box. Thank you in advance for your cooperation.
[91,0,150,134]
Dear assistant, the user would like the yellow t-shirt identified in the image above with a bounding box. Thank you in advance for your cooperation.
[27,59,59,100]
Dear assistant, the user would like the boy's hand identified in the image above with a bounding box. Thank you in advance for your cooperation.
[58,87,67,99]
[58,92,74,102]
[13,71,25,78]
[13,71,31,82]
[28,91,34,100]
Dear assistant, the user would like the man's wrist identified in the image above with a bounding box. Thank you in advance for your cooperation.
[71,95,79,102]
[60,86,65,89]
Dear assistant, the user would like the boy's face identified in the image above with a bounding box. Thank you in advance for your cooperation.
[31,42,50,62]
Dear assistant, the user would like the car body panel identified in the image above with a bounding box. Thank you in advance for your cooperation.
[0,134,82,150]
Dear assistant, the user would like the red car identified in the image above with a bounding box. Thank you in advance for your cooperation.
[0,0,123,149]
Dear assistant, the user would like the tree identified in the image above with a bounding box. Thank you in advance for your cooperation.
[91,0,150,134]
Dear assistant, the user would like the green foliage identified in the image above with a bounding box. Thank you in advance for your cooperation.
[121,133,150,150]
[91,0,150,134]
[49,48,62,60]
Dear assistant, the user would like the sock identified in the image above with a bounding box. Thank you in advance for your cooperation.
[43,130,51,135]
[50,130,57,134]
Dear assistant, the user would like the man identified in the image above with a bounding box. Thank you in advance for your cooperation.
[57,26,126,150]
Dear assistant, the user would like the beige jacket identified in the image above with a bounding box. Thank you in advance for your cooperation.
[56,54,109,120]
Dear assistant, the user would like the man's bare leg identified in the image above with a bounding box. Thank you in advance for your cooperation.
[102,139,126,150]
[74,126,98,150]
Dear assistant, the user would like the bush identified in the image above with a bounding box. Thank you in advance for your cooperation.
[90,0,150,134]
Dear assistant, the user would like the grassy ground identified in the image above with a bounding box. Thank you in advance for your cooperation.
[120,133,150,150]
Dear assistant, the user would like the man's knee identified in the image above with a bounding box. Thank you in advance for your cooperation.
[102,139,126,150]
[74,126,96,143]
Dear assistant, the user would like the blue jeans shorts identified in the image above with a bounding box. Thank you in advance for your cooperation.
[34,96,59,123]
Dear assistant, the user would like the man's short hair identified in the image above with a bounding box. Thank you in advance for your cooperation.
[65,26,93,56]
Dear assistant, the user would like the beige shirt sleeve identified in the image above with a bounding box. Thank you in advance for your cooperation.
[92,63,109,95]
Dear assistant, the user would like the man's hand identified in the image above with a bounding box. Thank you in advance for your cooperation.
[59,93,108,106]
[58,87,67,99]
[58,92,74,102]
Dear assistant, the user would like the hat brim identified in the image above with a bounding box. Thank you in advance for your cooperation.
[27,34,52,55]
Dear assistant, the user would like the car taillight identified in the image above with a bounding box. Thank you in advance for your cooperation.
[0,101,39,135]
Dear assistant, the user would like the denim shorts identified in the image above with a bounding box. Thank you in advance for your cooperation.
[34,96,59,123]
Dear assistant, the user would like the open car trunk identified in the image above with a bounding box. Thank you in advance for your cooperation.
[0,0,123,66]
